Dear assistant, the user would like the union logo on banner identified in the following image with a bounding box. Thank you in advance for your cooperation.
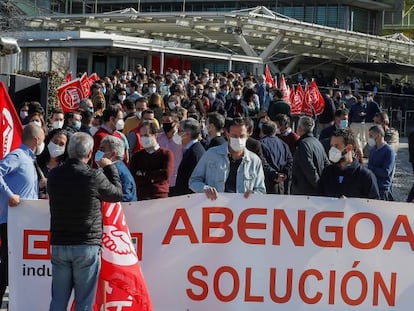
[57,79,84,113]
[98,202,153,311]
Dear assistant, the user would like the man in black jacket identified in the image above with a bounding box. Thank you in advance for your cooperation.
[292,116,329,195]
[47,132,123,311]
[172,118,205,196]
[318,128,380,199]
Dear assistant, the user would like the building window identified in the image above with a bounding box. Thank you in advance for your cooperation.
[28,50,49,72]
[51,50,70,77]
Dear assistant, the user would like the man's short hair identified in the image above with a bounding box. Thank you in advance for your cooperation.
[22,123,44,144]
[207,112,225,131]
[180,118,201,139]
[334,109,348,118]
[102,105,121,122]
[369,124,385,137]
[79,98,93,110]
[81,110,94,125]
[67,132,93,159]
[123,98,135,110]
[332,128,355,147]
[298,116,314,133]
[262,121,277,136]
[101,135,125,160]
[225,117,247,131]
[129,81,138,90]
[375,111,389,126]
[140,120,159,135]
[274,89,284,99]
[274,113,290,127]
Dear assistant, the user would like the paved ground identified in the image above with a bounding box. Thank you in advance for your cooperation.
[391,137,413,202]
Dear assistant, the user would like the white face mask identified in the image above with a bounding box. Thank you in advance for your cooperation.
[52,120,64,130]
[168,101,176,110]
[31,120,42,127]
[115,119,125,131]
[149,87,157,94]
[141,136,155,149]
[118,95,126,102]
[229,137,246,152]
[47,141,65,158]
[328,146,344,163]
[367,137,376,147]
[36,141,45,155]
[172,132,182,145]
[235,95,241,101]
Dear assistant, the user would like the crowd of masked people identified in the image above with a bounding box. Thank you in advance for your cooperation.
[14,66,414,203]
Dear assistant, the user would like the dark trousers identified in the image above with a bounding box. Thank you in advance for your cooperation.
[0,223,8,301]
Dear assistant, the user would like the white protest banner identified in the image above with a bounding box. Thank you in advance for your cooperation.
[8,194,414,310]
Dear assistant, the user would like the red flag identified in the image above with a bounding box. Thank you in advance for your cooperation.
[301,83,313,116]
[63,72,73,84]
[291,84,303,115]
[57,79,84,113]
[99,202,153,311]
[309,79,325,115]
[0,81,23,159]
[88,73,100,85]
[279,75,291,104]
[80,73,92,98]
[265,65,274,88]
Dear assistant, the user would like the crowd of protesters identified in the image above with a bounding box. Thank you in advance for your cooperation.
[10,65,414,203]
[2,65,414,309]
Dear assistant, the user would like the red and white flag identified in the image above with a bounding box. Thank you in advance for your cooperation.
[88,73,100,85]
[63,72,73,84]
[97,201,153,311]
[80,73,92,98]
[57,79,84,113]
[279,75,291,104]
[291,84,303,115]
[309,79,325,116]
[264,65,275,88]
[301,83,313,116]
[0,81,23,159]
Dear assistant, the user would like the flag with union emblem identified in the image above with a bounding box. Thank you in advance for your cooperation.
[97,202,153,311]
[57,79,84,113]
[0,81,23,159]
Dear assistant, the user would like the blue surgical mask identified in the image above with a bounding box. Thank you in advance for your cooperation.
[339,119,348,129]
[94,150,106,162]
[73,120,81,130]
[258,122,264,130]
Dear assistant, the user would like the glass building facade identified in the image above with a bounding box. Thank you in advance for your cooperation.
[45,0,399,34]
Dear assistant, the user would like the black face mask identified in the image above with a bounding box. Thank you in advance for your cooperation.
[163,122,174,133]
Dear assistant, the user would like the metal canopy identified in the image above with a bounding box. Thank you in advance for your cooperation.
[18,6,414,65]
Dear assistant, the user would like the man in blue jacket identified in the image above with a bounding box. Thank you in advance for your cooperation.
[367,125,396,200]
[189,118,265,200]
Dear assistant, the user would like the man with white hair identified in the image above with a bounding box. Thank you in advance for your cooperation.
[47,132,122,310]
[291,116,329,195]
[99,135,137,202]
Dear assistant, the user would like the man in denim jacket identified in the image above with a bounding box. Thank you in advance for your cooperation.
[189,118,265,200]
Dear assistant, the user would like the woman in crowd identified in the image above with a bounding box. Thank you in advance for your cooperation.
[36,128,69,198]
